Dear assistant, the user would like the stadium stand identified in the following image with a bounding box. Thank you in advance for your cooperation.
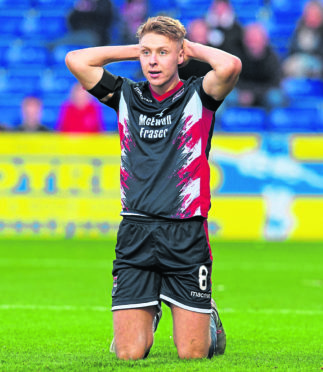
[0,0,322,132]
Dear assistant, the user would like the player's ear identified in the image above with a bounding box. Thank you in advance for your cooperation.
[178,45,184,65]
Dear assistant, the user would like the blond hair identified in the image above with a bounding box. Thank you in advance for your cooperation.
[136,16,186,44]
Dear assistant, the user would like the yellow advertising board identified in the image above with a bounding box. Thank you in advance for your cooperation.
[0,133,322,240]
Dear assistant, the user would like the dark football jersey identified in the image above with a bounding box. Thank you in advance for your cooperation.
[92,73,222,219]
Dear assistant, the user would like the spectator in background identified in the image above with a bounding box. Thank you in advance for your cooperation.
[282,0,323,78]
[49,0,114,48]
[234,22,283,108]
[57,83,104,133]
[206,0,243,56]
[179,18,212,80]
[16,96,50,132]
[120,0,148,44]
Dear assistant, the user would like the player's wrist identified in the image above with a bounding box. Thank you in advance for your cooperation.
[183,39,195,59]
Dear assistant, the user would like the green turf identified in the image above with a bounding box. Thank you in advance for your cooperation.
[0,239,322,371]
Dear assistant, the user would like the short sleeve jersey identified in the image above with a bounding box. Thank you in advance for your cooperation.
[91,72,222,219]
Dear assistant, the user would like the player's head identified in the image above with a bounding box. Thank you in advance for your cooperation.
[137,16,186,94]
[137,16,186,48]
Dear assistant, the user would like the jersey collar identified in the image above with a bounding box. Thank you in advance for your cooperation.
[149,80,184,102]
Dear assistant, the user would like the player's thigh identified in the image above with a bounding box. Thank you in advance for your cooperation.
[113,306,156,357]
[171,304,211,359]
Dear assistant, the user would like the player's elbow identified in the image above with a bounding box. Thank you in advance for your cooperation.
[222,56,242,82]
[65,50,86,75]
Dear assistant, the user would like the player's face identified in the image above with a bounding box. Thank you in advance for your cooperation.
[139,33,184,95]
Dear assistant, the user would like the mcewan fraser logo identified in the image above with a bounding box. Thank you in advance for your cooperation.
[138,113,172,139]
[138,114,172,127]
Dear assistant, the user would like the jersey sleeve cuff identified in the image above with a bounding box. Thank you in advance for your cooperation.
[87,69,123,100]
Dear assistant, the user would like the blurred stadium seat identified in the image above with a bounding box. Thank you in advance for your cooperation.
[230,0,263,24]
[4,42,50,68]
[269,0,307,17]
[0,14,23,37]
[50,44,88,66]
[149,0,178,15]
[102,106,118,132]
[107,61,143,81]
[0,106,20,127]
[22,13,67,41]
[40,67,77,95]
[42,92,66,129]
[267,107,318,132]
[0,0,31,10]
[42,103,61,129]
[36,0,74,11]
[282,77,323,99]
[5,68,42,96]
[220,107,267,132]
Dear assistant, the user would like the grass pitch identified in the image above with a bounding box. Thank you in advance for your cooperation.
[0,239,322,371]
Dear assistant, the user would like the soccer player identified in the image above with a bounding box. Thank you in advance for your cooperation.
[65,16,241,360]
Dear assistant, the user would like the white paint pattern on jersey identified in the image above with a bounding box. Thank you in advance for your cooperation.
[181,91,203,131]
[178,92,204,216]
[119,92,130,208]
[119,92,129,157]
[181,178,201,212]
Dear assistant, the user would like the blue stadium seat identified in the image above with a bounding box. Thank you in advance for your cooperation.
[0,103,21,127]
[21,13,67,40]
[107,61,143,81]
[177,1,209,18]
[42,103,61,129]
[220,107,267,132]
[36,0,74,11]
[0,0,31,11]
[282,78,323,100]
[112,0,125,6]
[5,42,50,68]
[270,0,306,17]
[40,67,77,95]
[42,92,66,106]
[50,44,88,66]
[150,0,178,15]
[0,92,25,106]
[0,15,23,37]
[268,107,318,132]
[0,70,8,93]
[0,46,9,67]
[230,0,263,24]
[316,110,323,132]
[102,106,118,132]
[5,68,43,96]
[268,22,295,58]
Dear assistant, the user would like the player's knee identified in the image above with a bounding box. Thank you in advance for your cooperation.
[176,341,209,359]
[116,338,153,360]
[116,345,149,360]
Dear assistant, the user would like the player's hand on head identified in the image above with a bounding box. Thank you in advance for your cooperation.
[179,39,191,68]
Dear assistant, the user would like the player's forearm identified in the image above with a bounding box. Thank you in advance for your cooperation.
[65,45,140,89]
[184,40,240,73]
[67,45,140,67]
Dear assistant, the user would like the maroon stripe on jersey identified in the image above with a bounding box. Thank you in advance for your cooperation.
[149,81,184,102]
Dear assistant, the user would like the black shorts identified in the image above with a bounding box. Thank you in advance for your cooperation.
[111,216,213,314]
